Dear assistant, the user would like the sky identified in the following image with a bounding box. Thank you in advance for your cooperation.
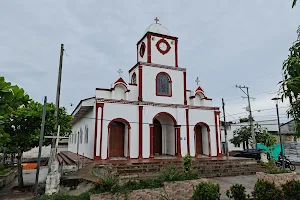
[0,0,299,124]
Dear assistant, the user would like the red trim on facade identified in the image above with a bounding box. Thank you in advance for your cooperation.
[149,124,154,159]
[138,66,143,101]
[175,39,178,67]
[129,83,137,86]
[139,42,146,58]
[155,72,172,97]
[194,122,211,157]
[183,72,187,105]
[156,38,171,55]
[129,62,139,73]
[137,32,178,46]
[214,111,222,157]
[195,86,204,92]
[97,98,220,110]
[147,34,151,63]
[114,77,127,85]
[175,126,182,158]
[107,118,131,160]
[139,106,143,158]
[152,112,178,125]
[185,109,190,155]
[129,61,186,73]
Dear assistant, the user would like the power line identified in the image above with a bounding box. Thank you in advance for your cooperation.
[220,106,289,118]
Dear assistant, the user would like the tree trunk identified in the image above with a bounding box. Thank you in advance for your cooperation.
[17,149,24,189]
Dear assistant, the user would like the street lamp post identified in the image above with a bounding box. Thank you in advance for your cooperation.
[271,97,284,169]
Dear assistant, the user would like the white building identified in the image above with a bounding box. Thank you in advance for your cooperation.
[68,21,222,160]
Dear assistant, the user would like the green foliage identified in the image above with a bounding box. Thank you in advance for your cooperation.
[182,154,192,172]
[281,39,300,136]
[264,160,289,174]
[239,118,249,123]
[159,165,183,182]
[0,76,30,147]
[192,182,221,200]
[226,184,250,200]
[282,180,300,200]
[35,192,90,200]
[253,179,283,200]
[93,175,119,193]
[230,123,276,149]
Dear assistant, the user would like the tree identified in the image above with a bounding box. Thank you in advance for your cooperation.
[281,28,300,136]
[0,77,30,148]
[4,101,72,188]
[230,123,276,149]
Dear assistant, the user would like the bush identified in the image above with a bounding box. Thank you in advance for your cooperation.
[183,154,192,173]
[192,182,220,200]
[253,179,283,200]
[159,165,183,182]
[93,175,119,193]
[264,160,289,174]
[282,180,300,200]
[226,184,249,200]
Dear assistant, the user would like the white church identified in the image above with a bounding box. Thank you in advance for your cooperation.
[68,20,222,160]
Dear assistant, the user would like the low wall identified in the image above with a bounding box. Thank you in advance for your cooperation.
[0,169,17,187]
[256,172,297,187]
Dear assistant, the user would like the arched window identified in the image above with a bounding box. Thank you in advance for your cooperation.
[131,72,137,84]
[85,124,88,143]
[156,72,172,96]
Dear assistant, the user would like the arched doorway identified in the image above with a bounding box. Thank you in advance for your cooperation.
[151,112,180,158]
[108,118,130,159]
[153,119,162,155]
[194,122,211,157]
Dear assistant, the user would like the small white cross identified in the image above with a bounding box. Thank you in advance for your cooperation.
[195,77,200,85]
[154,17,159,24]
[117,69,123,77]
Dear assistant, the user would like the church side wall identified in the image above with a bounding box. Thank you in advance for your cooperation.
[68,107,95,159]
[142,66,184,104]
[101,103,139,159]
[189,109,218,157]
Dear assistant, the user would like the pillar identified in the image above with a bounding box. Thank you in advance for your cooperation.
[149,124,154,159]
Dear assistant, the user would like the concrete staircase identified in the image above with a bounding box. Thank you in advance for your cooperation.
[92,158,265,180]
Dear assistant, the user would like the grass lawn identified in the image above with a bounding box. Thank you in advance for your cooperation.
[0,168,11,175]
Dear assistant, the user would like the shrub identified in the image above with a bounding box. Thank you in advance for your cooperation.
[282,180,300,200]
[192,182,220,200]
[264,160,289,174]
[159,165,183,182]
[93,175,119,193]
[253,179,283,200]
[226,184,249,200]
[183,154,192,173]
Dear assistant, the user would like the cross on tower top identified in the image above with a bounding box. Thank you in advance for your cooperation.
[117,69,123,77]
[154,17,159,24]
[195,77,200,85]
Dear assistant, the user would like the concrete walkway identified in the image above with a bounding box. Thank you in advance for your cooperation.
[0,166,48,200]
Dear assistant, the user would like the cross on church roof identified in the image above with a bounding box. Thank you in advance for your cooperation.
[154,17,159,24]
[195,77,200,85]
[117,69,123,77]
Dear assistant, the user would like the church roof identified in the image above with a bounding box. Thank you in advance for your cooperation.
[144,23,169,35]
[195,86,204,93]
[114,77,127,85]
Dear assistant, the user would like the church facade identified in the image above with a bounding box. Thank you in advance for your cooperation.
[68,22,222,160]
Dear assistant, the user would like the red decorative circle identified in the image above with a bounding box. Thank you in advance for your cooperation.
[156,39,171,55]
[139,42,146,58]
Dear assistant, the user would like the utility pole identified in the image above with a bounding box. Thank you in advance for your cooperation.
[50,44,64,166]
[34,96,47,199]
[236,85,256,148]
[222,98,229,159]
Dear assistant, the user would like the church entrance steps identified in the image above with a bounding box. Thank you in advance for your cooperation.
[91,157,265,180]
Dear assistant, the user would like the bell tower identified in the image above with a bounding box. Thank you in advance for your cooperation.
[136,18,178,67]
